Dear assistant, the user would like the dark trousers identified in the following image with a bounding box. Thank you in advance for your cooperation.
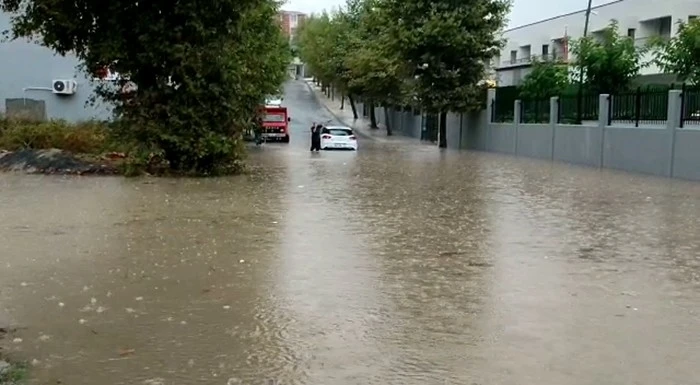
[310,136,321,151]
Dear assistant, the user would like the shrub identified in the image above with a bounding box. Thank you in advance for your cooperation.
[0,117,109,154]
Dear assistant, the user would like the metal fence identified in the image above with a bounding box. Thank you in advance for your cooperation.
[608,87,669,126]
[557,93,599,124]
[491,86,518,122]
[519,99,550,124]
[681,85,700,127]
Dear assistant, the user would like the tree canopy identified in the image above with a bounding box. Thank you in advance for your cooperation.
[653,18,700,85]
[295,0,510,138]
[570,20,648,95]
[1,0,291,175]
[518,60,570,100]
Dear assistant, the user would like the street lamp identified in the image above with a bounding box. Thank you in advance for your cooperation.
[576,0,594,124]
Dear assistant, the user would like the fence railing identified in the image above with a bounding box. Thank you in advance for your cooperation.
[491,99,514,122]
[491,86,518,122]
[557,93,599,124]
[520,99,550,124]
[608,87,669,126]
[681,85,700,127]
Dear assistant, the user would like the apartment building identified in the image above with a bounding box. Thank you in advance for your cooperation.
[279,10,306,44]
[492,0,700,86]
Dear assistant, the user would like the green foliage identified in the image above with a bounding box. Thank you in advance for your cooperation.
[295,0,510,116]
[571,20,649,95]
[518,60,570,100]
[0,117,110,153]
[653,18,700,85]
[0,360,28,385]
[380,0,511,113]
[1,0,290,175]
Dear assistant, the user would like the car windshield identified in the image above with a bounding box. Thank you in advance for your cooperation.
[323,128,352,136]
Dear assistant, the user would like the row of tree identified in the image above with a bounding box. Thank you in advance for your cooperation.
[294,0,511,145]
[519,18,700,101]
[1,0,292,175]
[297,3,700,134]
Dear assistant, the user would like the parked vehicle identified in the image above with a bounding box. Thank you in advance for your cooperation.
[320,126,357,150]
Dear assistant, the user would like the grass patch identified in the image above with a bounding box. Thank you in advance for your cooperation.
[0,117,111,154]
[0,360,28,385]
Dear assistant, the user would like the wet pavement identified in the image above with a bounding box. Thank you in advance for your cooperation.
[1,80,700,385]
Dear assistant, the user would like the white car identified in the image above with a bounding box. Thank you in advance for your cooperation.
[321,126,358,150]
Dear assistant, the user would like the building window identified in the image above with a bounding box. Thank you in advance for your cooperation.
[541,44,549,57]
[510,50,517,63]
[690,15,697,22]
[627,28,635,39]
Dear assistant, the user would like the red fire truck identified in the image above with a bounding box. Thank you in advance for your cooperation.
[261,106,290,143]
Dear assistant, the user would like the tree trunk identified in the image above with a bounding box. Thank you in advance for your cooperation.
[438,111,447,148]
[340,94,344,110]
[348,95,358,119]
[331,85,334,101]
[369,103,378,128]
[384,106,393,136]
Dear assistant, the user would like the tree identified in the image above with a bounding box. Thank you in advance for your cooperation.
[1,0,290,175]
[653,18,700,85]
[571,19,648,95]
[518,60,570,100]
[380,0,510,146]
[344,0,409,133]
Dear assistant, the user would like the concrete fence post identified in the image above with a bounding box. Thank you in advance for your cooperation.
[598,94,610,168]
[514,99,522,155]
[667,89,683,177]
[486,88,496,150]
[550,96,559,160]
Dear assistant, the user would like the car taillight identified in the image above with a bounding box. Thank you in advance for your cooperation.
[322,135,331,139]
[349,135,356,140]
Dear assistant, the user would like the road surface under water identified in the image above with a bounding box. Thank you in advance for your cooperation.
[1,81,700,385]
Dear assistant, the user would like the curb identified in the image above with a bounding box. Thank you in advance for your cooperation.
[303,81,381,142]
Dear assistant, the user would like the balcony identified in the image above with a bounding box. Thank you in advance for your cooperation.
[498,53,568,70]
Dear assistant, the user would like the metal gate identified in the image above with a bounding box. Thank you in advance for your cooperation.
[421,113,439,142]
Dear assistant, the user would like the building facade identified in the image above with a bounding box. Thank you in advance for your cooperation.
[0,13,112,122]
[279,10,306,44]
[492,0,700,86]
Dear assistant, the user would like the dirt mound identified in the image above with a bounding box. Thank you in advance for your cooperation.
[0,149,119,175]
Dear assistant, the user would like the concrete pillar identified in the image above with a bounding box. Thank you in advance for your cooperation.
[486,88,496,123]
[598,94,610,168]
[668,89,682,177]
[514,99,521,155]
[550,96,559,160]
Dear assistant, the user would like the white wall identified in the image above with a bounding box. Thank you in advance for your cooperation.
[495,0,700,86]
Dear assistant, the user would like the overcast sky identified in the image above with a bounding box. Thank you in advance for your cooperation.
[282,0,613,28]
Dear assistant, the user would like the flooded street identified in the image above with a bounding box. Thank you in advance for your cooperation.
[2,80,700,385]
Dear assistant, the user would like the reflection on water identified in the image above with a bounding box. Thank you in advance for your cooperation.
[1,81,700,384]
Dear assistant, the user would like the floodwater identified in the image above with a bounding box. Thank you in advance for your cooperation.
[1,81,700,385]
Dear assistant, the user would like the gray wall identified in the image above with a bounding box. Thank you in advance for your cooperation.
[0,12,111,122]
[379,88,700,183]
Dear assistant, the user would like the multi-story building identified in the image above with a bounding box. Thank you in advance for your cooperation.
[492,0,700,86]
[279,10,306,44]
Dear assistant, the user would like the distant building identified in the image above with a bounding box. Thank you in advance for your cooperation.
[278,10,306,44]
[492,0,700,87]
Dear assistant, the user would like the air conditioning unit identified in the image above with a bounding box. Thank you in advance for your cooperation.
[51,79,78,95]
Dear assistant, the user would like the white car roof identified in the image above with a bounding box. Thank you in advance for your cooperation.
[324,126,352,130]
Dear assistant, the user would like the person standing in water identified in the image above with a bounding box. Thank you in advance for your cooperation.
[310,123,322,151]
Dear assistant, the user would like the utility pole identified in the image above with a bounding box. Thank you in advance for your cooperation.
[576,0,594,124]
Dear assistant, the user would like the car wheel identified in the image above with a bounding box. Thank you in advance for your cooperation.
[282,135,290,143]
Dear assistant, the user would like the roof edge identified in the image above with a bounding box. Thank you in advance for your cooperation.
[504,0,625,33]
